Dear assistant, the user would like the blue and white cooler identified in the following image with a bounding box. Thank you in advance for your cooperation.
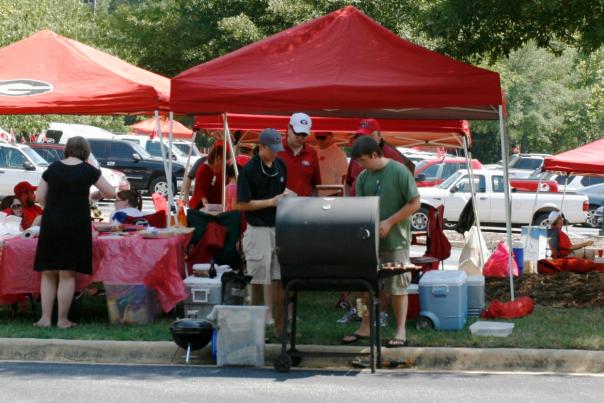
[417,270,468,330]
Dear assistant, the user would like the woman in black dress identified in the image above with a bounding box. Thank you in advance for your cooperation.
[33,136,115,328]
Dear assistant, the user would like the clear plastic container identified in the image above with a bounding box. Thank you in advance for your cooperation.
[215,305,267,367]
[469,321,514,337]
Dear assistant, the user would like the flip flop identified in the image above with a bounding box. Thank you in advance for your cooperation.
[386,338,408,348]
[341,333,370,344]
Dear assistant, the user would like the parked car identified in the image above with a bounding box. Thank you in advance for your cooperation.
[28,143,129,193]
[413,169,588,231]
[591,205,604,228]
[44,122,115,144]
[507,153,551,179]
[0,142,49,196]
[576,183,604,227]
[87,138,185,195]
[414,158,482,187]
[173,140,204,157]
[116,134,200,167]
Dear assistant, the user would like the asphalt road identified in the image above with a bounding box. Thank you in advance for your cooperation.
[0,362,602,403]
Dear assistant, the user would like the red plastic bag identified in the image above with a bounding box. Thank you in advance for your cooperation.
[482,296,534,319]
[483,241,519,277]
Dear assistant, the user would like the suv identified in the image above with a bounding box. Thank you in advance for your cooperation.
[28,143,130,192]
[0,143,49,196]
[116,134,200,167]
[414,158,483,187]
[507,154,550,179]
[87,139,185,195]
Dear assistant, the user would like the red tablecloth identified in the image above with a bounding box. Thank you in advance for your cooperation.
[0,233,192,312]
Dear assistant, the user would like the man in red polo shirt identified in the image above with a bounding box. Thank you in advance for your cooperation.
[14,181,43,230]
[345,118,415,196]
[278,112,321,196]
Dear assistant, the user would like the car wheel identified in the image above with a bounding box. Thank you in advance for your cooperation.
[587,205,599,227]
[411,207,429,232]
[148,176,175,196]
[532,212,550,228]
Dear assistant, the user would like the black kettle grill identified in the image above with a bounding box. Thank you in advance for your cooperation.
[170,319,214,364]
[275,196,386,372]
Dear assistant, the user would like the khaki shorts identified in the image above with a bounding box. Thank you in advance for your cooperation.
[242,225,281,285]
[381,249,411,296]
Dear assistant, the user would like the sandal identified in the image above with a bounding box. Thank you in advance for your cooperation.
[386,338,408,348]
[341,333,369,344]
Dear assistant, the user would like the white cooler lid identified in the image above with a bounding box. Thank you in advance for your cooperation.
[466,275,485,285]
[419,270,467,286]
[184,275,223,286]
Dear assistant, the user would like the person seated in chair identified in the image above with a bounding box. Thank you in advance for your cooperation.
[111,190,147,225]
[548,210,593,258]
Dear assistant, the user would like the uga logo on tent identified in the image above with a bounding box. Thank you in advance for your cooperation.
[0,79,54,97]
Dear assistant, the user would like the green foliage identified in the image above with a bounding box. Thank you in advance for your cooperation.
[422,0,604,63]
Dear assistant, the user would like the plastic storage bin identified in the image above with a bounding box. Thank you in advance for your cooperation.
[215,305,267,367]
[104,283,160,325]
[467,275,485,317]
[418,270,467,330]
[183,274,223,320]
[469,321,514,337]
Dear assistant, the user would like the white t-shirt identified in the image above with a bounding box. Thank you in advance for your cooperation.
[316,143,348,196]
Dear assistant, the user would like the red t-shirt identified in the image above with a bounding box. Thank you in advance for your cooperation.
[278,143,321,196]
[346,141,414,196]
[22,204,43,230]
[190,163,223,209]
[557,230,572,257]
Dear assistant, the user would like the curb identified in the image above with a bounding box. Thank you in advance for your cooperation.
[2,338,603,374]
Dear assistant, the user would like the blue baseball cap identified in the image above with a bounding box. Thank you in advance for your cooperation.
[259,128,284,153]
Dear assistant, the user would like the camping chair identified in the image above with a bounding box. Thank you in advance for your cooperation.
[410,205,451,282]
[186,210,244,276]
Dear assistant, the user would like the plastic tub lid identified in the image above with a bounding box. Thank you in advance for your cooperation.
[469,321,514,337]
[419,270,467,286]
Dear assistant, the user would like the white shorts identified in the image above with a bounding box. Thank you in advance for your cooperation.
[242,225,281,285]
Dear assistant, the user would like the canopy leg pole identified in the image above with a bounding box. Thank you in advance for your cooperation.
[167,112,175,226]
[155,111,171,227]
[462,137,485,263]
[221,113,229,212]
[525,176,544,253]
[499,106,515,301]
[561,175,569,231]
[180,126,197,202]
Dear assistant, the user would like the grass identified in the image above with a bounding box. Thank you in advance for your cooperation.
[2,291,603,350]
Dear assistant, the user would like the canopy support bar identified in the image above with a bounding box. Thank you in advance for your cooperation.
[498,105,515,301]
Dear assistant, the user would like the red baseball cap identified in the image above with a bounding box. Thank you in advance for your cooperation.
[356,118,381,136]
[14,181,37,196]
[235,154,251,167]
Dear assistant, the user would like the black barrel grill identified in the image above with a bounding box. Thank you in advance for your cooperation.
[275,196,413,373]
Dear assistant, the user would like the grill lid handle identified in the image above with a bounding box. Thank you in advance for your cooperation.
[358,226,372,240]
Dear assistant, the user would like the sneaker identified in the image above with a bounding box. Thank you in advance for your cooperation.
[380,312,389,327]
[336,308,360,324]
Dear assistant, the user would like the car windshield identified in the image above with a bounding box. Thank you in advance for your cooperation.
[22,146,49,166]
[438,170,463,189]
[174,142,201,156]
[130,142,152,159]
[515,158,543,170]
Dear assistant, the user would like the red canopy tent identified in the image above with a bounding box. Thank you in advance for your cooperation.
[0,30,170,114]
[171,6,514,300]
[542,138,604,175]
[131,116,193,139]
[171,7,501,119]
[194,114,471,148]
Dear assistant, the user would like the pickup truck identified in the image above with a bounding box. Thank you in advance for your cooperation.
[412,169,589,231]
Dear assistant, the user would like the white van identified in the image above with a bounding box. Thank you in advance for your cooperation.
[44,123,115,144]
[0,143,49,196]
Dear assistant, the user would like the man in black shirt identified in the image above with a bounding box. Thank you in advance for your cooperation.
[238,128,288,334]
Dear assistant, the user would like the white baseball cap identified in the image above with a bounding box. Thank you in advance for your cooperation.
[289,112,312,135]
[548,210,562,224]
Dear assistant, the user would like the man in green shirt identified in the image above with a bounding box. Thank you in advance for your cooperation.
[342,136,420,347]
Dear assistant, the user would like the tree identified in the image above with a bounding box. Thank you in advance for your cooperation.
[421,0,604,63]
[98,0,428,77]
